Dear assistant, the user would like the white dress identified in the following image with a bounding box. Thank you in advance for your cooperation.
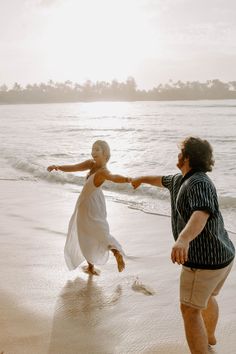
[64,173,124,270]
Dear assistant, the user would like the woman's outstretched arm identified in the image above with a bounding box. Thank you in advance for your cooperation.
[47,159,94,173]
[94,169,131,187]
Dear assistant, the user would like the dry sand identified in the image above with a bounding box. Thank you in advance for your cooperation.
[0,180,235,354]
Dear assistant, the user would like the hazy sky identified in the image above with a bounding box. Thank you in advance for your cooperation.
[1,0,236,89]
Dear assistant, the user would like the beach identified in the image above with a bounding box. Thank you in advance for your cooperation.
[0,179,235,354]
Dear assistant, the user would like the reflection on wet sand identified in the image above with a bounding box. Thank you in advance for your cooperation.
[47,275,122,354]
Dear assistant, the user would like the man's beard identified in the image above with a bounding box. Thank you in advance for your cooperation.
[177,156,185,170]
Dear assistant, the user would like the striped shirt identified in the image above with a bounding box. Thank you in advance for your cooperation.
[162,170,235,269]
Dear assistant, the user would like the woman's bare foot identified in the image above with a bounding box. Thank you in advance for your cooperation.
[83,263,100,276]
[112,249,125,272]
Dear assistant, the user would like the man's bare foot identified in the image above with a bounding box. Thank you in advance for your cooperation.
[112,250,125,272]
[208,335,217,346]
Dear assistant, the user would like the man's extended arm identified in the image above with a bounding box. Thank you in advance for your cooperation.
[131,176,163,189]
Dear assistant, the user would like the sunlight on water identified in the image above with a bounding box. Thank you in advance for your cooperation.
[0,100,235,232]
[78,101,133,116]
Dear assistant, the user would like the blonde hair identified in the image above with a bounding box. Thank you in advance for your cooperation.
[93,140,111,161]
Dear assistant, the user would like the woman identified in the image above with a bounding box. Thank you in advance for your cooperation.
[47,140,130,275]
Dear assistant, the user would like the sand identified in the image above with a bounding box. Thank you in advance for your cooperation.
[0,180,235,354]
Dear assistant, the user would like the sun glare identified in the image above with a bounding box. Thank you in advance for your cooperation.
[43,0,157,82]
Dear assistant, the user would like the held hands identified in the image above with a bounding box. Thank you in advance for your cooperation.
[171,238,189,265]
[126,177,132,183]
[131,178,142,189]
[47,165,59,172]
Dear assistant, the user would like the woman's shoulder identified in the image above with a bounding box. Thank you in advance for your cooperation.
[83,159,96,172]
[88,159,96,168]
[95,166,109,176]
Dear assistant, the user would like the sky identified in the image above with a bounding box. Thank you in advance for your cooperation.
[0,0,236,89]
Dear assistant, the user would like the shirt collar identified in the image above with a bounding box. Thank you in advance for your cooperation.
[180,169,198,186]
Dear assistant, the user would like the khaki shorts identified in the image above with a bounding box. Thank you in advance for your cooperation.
[180,261,234,309]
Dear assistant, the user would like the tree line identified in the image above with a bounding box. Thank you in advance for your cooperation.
[0,77,236,104]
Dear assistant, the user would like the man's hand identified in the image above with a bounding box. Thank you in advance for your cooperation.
[171,210,210,265]
[171,239,189,265]
[131,178,142,189]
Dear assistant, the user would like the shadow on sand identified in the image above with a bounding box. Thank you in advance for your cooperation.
[47,275,122,354]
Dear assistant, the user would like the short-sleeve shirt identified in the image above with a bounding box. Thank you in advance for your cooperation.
[162,170,235,269]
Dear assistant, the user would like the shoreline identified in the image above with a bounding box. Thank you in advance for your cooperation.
[0,179,235,354]
[1,98,236,106]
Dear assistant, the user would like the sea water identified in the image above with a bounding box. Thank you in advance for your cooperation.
[0,100,235,234]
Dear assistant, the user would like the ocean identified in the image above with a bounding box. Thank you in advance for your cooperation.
[0,100,235,234]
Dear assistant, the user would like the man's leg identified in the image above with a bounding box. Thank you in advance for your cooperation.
[181,303,209,354]
[180,263,234,353]
[201,296,218,345]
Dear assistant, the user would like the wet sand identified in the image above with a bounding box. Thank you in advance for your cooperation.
[0,180,235,354]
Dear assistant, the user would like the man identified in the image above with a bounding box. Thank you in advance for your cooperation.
[132,137,235,354]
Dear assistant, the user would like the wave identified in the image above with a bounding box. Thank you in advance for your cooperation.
[50,153,73,158]
[3,155,236,234]
[165,101,236,108]
[45,127,154,134]
[6,156,169,197]
[12,159,85,186]
[7,157,236,210]
[109,195,236,235]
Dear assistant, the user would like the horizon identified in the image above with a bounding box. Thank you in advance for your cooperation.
[1,77,236,92]
[1,0,236,90]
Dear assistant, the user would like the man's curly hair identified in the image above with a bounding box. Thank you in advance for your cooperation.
[180,137,215,172]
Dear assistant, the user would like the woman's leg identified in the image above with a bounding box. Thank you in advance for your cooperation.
[111,249,125,272]
[87,262,100,275]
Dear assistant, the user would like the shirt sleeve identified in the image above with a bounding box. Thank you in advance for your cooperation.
[161,175,174,190]
[187,181,217,215]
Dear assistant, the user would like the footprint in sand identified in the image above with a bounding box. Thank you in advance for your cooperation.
[131,277,155,296]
